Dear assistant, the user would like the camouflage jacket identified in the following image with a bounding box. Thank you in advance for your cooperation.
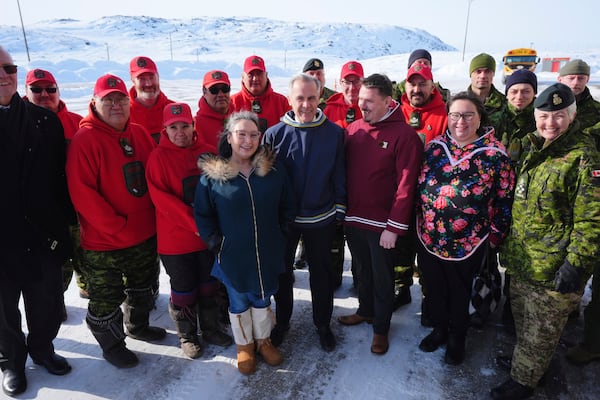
[574,87,600,131]
[500,101,537,163]
[467,84,509,139]
[500,121,600,287]
[319,86,336,110]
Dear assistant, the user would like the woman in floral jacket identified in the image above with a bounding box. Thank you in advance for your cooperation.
[415,91,515,365]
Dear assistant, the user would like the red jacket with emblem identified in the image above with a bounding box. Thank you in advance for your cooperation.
[129,87,174,144]
[323,92,363,128]
[400,89,448,144]
[146,130,216,255]
[230,81,289,132]
[66,105,157,251]
[194,97,232,148]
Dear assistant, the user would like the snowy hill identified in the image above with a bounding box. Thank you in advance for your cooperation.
[1,15,455,82]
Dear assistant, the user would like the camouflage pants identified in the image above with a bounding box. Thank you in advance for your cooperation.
[510,278,581,387]
[583,266,600,351]
[80,236,159,317]
[62,224,87,292]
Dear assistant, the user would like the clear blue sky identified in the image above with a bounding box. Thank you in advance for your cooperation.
[2,0,599,52]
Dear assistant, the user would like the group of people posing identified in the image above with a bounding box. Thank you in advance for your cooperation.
[1,44,599,400]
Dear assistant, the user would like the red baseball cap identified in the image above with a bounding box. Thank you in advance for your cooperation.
[163,103,193,126]
[406,64,433,81]
[26,68,57,86]
[129,56,158,78]
[340,61,364,80]
[93,74,128,98]
[203,70,230,88]
[243,55,266,73]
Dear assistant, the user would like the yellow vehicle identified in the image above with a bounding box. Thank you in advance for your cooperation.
[501,48,540,84]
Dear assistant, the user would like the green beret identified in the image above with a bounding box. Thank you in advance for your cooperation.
[533,83,575,111]
[559,59,590,76]
[469,53,496,75]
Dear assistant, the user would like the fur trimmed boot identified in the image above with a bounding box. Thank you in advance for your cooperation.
[198,298,233,347]
[252,307,282,366]
[86,308,139,368]
[168,302,203,359]
[229,309,256,375]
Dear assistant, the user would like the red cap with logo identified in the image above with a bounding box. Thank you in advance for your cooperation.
[203,70,231,88]
[340,61,364,80]
[26,69,57,85]
[243,55,266,73]
[163,103,193,126]
[93,74,128,98]
[129,56,158,78]
[406,64,433,81]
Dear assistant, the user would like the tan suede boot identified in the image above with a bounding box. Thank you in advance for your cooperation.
[229,310,256,375]
[252,307,283,366]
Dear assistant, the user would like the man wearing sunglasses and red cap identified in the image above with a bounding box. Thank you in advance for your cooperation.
[0,46,75,397]
[195,70,234,148]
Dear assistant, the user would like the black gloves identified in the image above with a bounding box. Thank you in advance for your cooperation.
[554,260,582,294]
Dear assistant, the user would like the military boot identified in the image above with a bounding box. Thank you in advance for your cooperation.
[86,308,138,368]
[168,302,203,359]
[198,298,233,347]
[123,288,166,342]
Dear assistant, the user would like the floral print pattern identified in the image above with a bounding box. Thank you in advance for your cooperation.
[416,128,515,260]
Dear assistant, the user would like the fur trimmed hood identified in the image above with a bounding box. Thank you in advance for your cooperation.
[197,145,276,182]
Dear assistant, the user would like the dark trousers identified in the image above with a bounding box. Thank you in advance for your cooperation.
[0,258,63,371]
[417,240,483,334]
[160,250,215,294]
[274,221,336,328]
[345,226,395,334]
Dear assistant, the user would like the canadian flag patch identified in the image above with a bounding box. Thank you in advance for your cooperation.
[592,170,600,178]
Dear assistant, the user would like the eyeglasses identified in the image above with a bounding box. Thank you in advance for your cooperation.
[208,84,231,95]
[99,96,130,107]
[1,64,17,74]
[30,86,58,94]
[340,79,362,88]
[448,112,476,122]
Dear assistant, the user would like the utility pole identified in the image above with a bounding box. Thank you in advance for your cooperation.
[105,43,110,61]
[461,0,474,62]
[169,32,173,61]
[16,0,31,62]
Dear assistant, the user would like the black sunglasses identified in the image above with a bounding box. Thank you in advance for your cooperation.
[208,84,231,95]
[1,64,18,74]
[30,86,58,94]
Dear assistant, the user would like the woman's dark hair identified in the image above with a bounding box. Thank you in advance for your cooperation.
[217,111,261,158]
[446,91,490,135]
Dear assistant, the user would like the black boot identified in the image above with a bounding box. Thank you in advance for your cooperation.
[491,378,534,400]
[420,296,433,327]
[419,327,447,352]
[86,309,139,368]
[445,331,466,365]
[198,298,233,347]
[123,288,166,342]
[168,302,203,359]
[393,285,412,311]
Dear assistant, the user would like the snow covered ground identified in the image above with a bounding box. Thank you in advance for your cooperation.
[3,15,600,400]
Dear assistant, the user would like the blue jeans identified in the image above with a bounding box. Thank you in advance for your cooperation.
[225,283,274,314]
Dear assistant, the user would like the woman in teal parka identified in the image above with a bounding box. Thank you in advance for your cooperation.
[194,111,295,375]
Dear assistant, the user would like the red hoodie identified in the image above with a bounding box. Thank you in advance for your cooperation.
[323,92,363,128]
[400,89,448,144]
[194,97,232,148]
[129,86,174,144]
[66,105,157,251]
[230,81,289,132]
[146,130,216,255]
